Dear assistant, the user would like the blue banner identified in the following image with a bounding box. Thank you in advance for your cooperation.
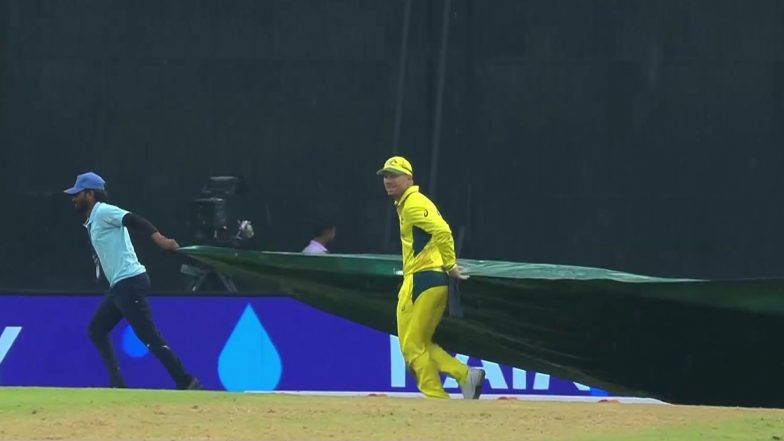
[0,295,607,396]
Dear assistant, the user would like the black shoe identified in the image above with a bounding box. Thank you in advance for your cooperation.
[109,372,127,388]
[180,377,203,390]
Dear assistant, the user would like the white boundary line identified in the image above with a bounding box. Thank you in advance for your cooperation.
[244,390,666,404]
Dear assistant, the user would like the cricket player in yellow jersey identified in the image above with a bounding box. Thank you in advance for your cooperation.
[378,156,485,399]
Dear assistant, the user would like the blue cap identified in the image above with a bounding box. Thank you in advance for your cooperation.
[64,172,106,195]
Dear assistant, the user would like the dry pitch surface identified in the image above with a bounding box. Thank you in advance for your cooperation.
[1,388,783,441]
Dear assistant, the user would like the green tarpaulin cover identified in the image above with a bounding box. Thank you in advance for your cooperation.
[181,246,784,407]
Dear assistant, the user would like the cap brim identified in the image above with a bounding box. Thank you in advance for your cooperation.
[64,187,82,195]
[376,167,409,176]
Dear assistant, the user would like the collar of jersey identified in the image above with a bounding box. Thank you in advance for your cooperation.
[395,185,420,207]
[83,201,104,228]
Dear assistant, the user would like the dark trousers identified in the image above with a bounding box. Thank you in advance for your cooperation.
[87,273,193,389]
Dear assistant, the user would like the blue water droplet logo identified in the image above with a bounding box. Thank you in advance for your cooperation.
[218,304,282,391]
[122,325,149,358]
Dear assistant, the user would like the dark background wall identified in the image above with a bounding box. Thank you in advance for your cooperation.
[1,0,783,291]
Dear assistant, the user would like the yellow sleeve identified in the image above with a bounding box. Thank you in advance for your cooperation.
[403,196,457,271]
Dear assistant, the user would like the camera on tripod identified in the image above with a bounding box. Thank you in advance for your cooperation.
[188,176,254,245]
[182,175,255,292]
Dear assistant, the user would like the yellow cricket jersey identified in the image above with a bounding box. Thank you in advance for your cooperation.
[395,185,457,276]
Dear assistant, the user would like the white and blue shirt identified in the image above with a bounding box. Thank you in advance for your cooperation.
[85,202,146,287]
[302,240,328,254]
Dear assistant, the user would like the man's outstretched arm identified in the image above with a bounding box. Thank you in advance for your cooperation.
[122,213,179,251]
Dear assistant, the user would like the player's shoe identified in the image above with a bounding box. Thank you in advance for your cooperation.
[460,368,485,399]
[181,377,204,390]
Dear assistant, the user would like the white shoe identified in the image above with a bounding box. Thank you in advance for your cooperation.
[460,368,485,399]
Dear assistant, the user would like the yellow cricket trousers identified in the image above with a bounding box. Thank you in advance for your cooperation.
[396,271,469,398]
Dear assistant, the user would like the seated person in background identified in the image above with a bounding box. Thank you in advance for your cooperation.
[302,222,336,254]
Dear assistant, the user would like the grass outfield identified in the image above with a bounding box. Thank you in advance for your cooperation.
[1,388,783,441]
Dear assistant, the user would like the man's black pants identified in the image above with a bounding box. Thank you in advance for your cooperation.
[87,273,193,389]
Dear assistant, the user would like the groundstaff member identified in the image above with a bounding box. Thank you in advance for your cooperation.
[65,171,200,390]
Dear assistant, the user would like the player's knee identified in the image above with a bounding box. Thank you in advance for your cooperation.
[401,340,427,363]
[87,323,105,344]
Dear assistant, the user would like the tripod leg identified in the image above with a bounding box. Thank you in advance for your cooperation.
[216,272,238,293]
[189,273,208,292]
